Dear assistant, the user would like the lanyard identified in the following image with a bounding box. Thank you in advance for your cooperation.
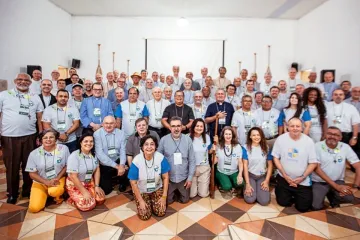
[145,88,152,101]
[144,155,155,179]
[81,153,94,172]
[262,110,272,123]
[56,105,67,123]
[174,105,184,119]
[153,99,163,116]
[333,102,344,117]
[43,148,56,170]
[223,144,233,157]
[215,102,226,112]
[105,133,116,148]
[322,143,341,163]
[129,101,139,116]
[15,89,31,118]
[171,135,182,153]
[227,95,234,103]
[192,104,204,116]
[242,111,252,125]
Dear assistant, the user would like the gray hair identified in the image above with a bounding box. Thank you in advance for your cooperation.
[152,87,162,93]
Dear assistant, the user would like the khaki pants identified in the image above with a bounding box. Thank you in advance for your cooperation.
[190,165,211,198]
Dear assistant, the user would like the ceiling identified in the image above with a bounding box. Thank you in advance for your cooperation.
[49,0,328,20]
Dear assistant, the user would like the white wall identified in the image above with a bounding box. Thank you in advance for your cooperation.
[0,0,71,88]
[71,17,296,81]
[295,0,360,85]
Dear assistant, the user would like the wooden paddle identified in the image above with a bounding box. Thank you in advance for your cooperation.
[210,117,219,199]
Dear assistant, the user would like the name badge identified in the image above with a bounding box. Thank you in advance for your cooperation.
[219,118,226,125]
[334,116,342,124]
[224,157,232,172]
[174,152,182,165]
[108,147,117,158]
[146,178,156,192]
[85,170,93,183]
[45,166,56,179]
[20,104,29,110]
[57,121,66,131]
[93,108,101,117]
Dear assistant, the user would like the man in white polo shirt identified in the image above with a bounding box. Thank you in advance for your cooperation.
[326,89,360,152]
[0,73,44,204]
[312,126,360,210]
[42,89,80,153]
[146,87,170,138]
[272,118,318,212]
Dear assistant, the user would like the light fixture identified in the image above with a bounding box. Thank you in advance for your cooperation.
[177,17,189,27]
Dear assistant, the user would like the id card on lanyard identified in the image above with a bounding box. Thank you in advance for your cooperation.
[82,154,94,183]
[44,149,56,179]
[224,157,232,172]
[172,136,183,165]
[146,178,156,192]
[85,170,93,183]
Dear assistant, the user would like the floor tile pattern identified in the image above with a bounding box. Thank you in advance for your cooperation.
[0,151,360,239]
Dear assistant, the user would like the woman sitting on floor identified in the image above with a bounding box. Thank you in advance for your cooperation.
[243,127,273,206]
[128,135,171,220]
[26,129,69,213]
[215,126,244,196]
[66,134,105,211]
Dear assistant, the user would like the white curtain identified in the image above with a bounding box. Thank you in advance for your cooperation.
[147,39,223,78]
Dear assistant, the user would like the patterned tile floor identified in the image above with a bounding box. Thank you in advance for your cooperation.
[0,149,359,239]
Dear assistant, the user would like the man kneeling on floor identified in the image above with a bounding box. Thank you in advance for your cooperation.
[312,126,360,210]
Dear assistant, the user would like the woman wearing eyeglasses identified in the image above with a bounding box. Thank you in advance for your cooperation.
[26,129,69,213]
[128,135,171,220]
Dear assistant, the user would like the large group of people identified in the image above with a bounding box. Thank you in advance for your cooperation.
[0,66,359,221]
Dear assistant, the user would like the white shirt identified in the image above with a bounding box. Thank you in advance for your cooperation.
[255,108,280,138]
[225,94,241,110]
[272,133,318,186]
[139,87,154,103]
[26,144,69,181]
[308,82,325,94]
[307,105,323,135]
[312,141,359,182]
[326,102,360,132]
[103,82,117,98]
[29,79,41,94]
[260,81,275,95]
[189,103,207,120]
[286,78,302,92]
[146,99,170,128]
[231,109,257,145]
[243,145,272,176]
[173,76,184,86]
[216,144,242,175]
[192,135,212,166]
[43,95,51,108]
[0,89,44,137]
[42,104,80,143]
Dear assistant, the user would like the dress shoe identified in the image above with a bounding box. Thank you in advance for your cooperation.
[6,196,17,204]
[22,192,30,198]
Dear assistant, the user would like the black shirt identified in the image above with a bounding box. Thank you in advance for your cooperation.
[162,103,195,134]
[205,101,235,139]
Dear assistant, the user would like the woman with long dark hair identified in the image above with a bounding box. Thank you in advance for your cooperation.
[303,87,327,142]
[279,92,311,135]
[243,127,273,206]
[189,118,215,198]
[66,134,105,211]
[214,126,244,195]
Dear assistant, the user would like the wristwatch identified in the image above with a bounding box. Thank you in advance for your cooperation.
[95,184,100,187]
[352,184,360,190]
[352,136,358,140]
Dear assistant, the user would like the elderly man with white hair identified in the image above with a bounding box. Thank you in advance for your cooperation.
[163,86,174,103]
[189,91,207,120]
[139,78,154,103]
[50,70,60,95]
[111,87,125,112]
[0,73,44,204]
[195,67,208,88]
[103,72,117,98]
[146,87,170,138]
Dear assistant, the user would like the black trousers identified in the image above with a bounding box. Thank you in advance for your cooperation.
[99,160,129,195]
[275,175,312,212]
[148,126,167,139]
[342,132,360,157]
[1,134,37,197]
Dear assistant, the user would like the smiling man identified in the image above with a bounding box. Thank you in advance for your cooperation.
[271,118,318,212]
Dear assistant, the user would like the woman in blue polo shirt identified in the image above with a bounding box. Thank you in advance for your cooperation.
[243,127,273,206]
[278,92,311,135]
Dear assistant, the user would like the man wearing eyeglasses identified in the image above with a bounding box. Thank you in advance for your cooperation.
[0,73,44,204]
[158,116,195,204]
[80,83,113,135]
[312,126,360,210]
[255,96,281,148]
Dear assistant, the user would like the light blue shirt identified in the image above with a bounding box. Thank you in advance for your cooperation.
[321,82,339,101]
[94,128,126,168]
[80,96,113,127]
